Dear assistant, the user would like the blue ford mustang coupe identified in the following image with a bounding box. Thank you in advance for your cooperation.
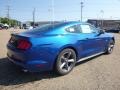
[7,22,115,75]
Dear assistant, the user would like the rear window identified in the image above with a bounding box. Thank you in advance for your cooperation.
[66,24,82,33]
[23,22,68,34]
[24,24,56,34]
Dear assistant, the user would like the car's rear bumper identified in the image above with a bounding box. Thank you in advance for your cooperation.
[7,53,51,72]
[6,42,58,72]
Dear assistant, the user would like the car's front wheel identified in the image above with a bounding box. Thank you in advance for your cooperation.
[55,49,76,75]
[105,40,115,54]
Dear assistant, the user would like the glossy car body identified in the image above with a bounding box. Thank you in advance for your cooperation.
[7,21,115,74]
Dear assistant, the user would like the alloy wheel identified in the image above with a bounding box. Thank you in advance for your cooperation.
[56,49,76,75]
[60,51,75,72]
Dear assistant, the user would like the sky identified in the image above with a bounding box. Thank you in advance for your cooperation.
[0,0,120,22]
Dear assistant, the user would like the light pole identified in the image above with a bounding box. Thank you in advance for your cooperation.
[48,0,55,25]
[33,8,36,27]
[80,2,84,22]
[48,8,52,24]
[6,0,11,26]
[7,5,10,19]
[51,0,55,24]
[100,10,104,29]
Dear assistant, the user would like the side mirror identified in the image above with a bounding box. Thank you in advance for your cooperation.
[96,29,105,36]
[99,29,105,34]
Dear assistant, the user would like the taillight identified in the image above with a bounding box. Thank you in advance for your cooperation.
[17,40,31,50]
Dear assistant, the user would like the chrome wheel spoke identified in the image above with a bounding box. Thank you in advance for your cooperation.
[59,50,76,72]
[108,44,114,53]
[110,45,114,48]
[68,59,74,63]
[60,62,66,69]
[108,47,111,50]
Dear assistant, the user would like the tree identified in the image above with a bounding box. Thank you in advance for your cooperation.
[1,18,9,24]
[0,17,21,27]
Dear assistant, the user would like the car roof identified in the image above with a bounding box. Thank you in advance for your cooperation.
[20,21,88,36]
[55,21,84,27]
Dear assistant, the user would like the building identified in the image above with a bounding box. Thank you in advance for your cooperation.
[87,19,120,30]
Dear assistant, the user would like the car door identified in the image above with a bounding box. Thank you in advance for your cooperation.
[78,24,105,58]
[89,25,107,53]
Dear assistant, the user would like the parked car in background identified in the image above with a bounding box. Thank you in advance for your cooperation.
[0,23,9,30]
[87,19,120,33]
[3,24,9,29]
[0,23,4,30]
[28,26,33,30]
[106,29,120,33]
[7,21,115,75]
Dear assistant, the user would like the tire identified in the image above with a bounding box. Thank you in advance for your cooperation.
[105,40,115,54]
[55,49,76,75]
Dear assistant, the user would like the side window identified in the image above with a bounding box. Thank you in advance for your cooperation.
[89,25,98,33]
[66,25,82,33]
[80,24,92,33]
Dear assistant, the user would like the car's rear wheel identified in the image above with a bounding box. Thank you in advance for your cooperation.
[55,49,76,75]
[105,40,115,54]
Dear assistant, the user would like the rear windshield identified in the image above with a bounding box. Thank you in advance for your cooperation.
[21,22,76,35]
[23,22,67,34]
